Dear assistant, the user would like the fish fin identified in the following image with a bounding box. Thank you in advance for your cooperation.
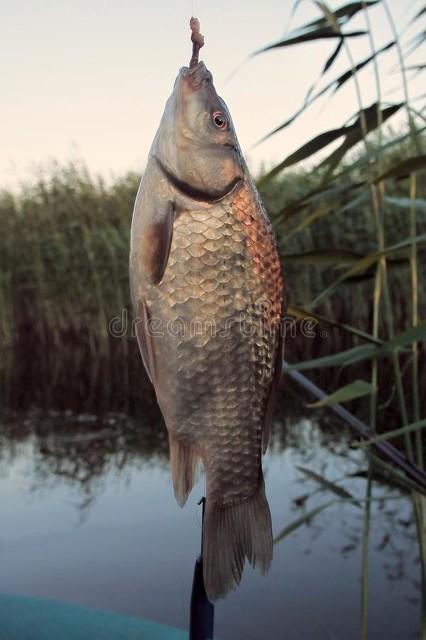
[142,200,175,285]
[169,435,200,507]
[262,326,284,453]
[203,478,272,601]
[135,300,157,385]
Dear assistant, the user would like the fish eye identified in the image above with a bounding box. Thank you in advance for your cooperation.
[213,111,227,129]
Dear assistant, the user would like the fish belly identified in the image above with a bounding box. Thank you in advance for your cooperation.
[145,181,283,503]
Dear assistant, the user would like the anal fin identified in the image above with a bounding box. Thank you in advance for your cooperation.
[135,300,157,386]
[169,435,200,507]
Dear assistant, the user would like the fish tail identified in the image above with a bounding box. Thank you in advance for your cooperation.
[202,478,272,601]
[169,435,199,507]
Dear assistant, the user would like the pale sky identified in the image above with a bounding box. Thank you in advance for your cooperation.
[1,0,424,189]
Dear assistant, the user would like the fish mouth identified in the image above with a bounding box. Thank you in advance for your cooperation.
[180,61,213,91]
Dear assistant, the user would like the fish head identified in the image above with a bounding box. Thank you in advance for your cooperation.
[154,62,244,200]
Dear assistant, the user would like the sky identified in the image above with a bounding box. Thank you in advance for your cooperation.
[1,0,424,189]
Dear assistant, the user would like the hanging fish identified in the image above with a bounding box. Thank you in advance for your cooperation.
[129,18,285,601]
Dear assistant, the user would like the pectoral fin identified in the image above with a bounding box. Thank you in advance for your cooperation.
[143,201,175,285]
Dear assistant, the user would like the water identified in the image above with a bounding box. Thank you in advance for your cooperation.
[0,400,421,640]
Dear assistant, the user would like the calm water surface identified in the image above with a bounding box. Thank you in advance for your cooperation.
[0,400,420,639]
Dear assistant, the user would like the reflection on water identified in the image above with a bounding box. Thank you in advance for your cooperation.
[0,396,421,640]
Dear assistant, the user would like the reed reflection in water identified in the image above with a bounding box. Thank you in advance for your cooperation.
[0,395,420,640]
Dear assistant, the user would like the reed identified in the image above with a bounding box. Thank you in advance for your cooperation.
[0,135,425,409]
[254,1,425,637]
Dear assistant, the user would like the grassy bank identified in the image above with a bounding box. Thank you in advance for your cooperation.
[0,138,424,414]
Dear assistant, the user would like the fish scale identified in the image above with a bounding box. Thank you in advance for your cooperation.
[142,178,282,505]
[130,54,285,600]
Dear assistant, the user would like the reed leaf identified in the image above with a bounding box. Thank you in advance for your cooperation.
[333,127,426,181]
[274,500,336,543]
[253,27,366,56]
[286,306,383,344]
[347,468,409,494]
[310,234,426,307]
[287,345,376,371]
[387,323,426,349]
[287,323,426,371]
[282,249,363,265]
[281,180,367,236]
[256,41,394,145]
[297,466,359,503]
[375,154,426,181]
[260,103,403,184]
[274,493,406,545]
[355,419,426,447]
[282,201,338,236]
[320,103,404,175]
[276,180,364,221]
[322,37,344,72]
[369,455,426,496]
[330,41,395,94]
[307,379,374,408]
[404,29,426,57]
[384,196,426,211]
[302,1,379,30]
[258,127,349,185]
[410,4,426,23]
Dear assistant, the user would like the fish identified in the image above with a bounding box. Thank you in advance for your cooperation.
[129,18,285,601]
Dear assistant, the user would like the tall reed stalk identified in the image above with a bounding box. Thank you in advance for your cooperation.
[254,1,426,636]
